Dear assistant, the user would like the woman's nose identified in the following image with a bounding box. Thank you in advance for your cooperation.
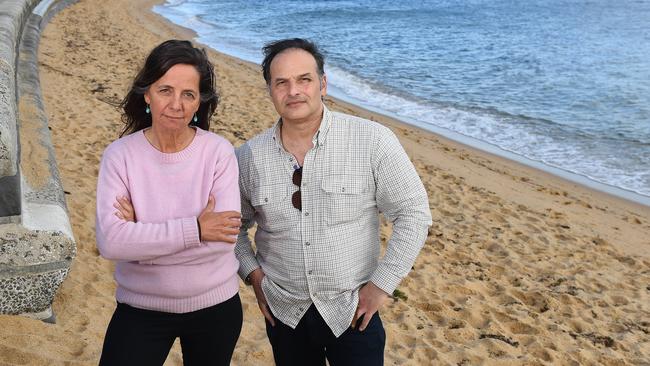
[169,94,182,110]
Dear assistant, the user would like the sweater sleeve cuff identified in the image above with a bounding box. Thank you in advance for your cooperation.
[181,217,201,248]
[369,266,403,296]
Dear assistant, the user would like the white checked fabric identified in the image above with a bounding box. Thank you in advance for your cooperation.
[235,106,432,337]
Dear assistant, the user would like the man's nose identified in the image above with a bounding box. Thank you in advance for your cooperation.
[288,80,300,96]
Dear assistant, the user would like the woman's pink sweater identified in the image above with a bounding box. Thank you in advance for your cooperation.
[96,128,240,313]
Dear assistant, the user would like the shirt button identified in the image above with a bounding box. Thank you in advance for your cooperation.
[298,307,304,312]
[305,212,309,216]
[264,197,268,202]
[308,270,313,275]
[342,187,345,192]
[305,241,310,246]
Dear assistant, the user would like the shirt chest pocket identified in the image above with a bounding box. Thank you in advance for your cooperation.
[251,184,295,232]
[321,175,369,226]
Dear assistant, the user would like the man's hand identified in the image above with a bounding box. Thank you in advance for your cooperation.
[114,196,135,222]
[249,268,276,326]
[198,195,241,243]
[351,281,389,331]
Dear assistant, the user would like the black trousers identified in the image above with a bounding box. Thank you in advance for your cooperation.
[266,305,385,366]
[99,293,242,366]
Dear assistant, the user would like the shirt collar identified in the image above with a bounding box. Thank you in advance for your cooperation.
[316,105,333,146]
[271,104,333,148]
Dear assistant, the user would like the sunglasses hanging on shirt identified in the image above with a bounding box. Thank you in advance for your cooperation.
[292,166,302,211]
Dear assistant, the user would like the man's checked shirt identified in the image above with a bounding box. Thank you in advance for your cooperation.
[235,106,432,337]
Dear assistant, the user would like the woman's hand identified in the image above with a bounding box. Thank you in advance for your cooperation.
[114,196,136,222]
[198,195,241,243]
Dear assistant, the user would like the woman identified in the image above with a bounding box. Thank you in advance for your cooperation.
[95,40,242,365]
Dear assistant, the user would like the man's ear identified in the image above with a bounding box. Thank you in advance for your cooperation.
[320,74,328,97]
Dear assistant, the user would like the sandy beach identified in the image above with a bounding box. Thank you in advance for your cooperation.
[1,0,649,364]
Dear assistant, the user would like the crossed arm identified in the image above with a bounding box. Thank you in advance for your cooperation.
[113,195,241,243]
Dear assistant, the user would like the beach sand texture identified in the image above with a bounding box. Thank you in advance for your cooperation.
[1,0,649,365]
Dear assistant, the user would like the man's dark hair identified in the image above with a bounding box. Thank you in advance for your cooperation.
[261,38,325,86]
[119,40,218,136]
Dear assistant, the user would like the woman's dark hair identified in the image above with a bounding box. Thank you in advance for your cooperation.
[120,40,218,136]
[261,38,325,86]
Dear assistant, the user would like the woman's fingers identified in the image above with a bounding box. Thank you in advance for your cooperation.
[114,196,135,222]
[217,234,237,244]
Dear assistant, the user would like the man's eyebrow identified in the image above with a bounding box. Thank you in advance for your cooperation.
[273,72,314,81]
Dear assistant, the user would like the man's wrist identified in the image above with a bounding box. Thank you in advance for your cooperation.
[245,267,263,286]
[244,268,258,286]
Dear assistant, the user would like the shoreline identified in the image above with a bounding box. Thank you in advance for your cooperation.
[330,94,650,209]
[149,1,650,208]
[334,93,650,207]
[146,0,650,211]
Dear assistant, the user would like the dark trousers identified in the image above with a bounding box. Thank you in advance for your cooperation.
[265,305,385,366]
[99,293,242,366]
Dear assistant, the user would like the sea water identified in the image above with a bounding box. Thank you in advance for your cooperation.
[154,0,650,200]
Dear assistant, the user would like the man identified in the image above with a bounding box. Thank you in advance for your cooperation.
[235,38,432,365]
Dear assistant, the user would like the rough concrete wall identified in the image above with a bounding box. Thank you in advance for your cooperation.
[1,0,41,173]
[18,4,69,213]
[0,226,74,314]
[0,0,77,321]
[0,0,41,220]
[0,1,34,177]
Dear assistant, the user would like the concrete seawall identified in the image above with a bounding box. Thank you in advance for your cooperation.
[0,0,77,322]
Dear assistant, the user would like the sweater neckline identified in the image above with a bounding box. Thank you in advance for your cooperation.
[139,128,203,163]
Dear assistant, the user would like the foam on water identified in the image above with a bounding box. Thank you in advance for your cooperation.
[319,64,650,199]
